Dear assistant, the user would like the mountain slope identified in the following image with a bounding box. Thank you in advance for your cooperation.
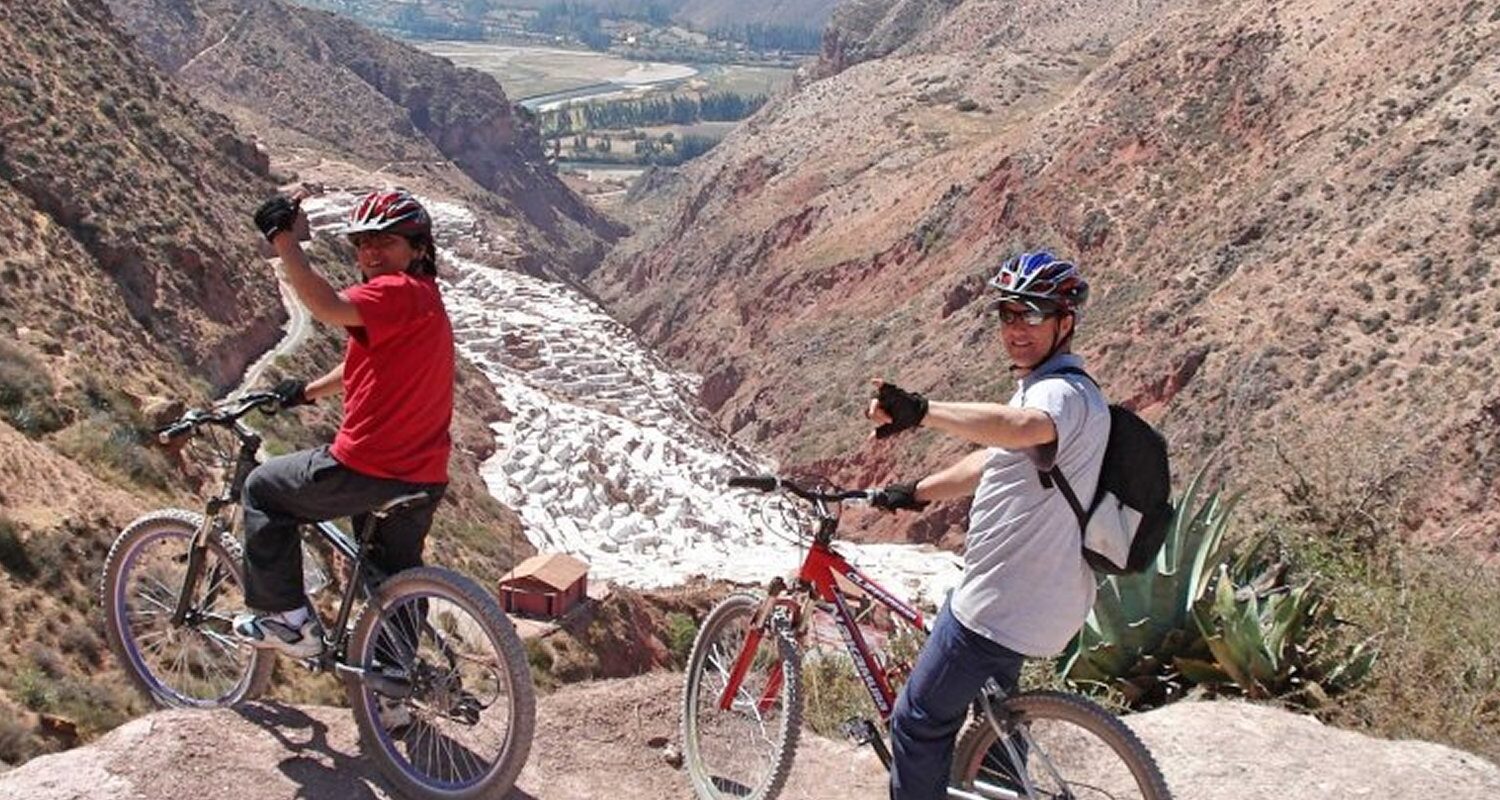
[0,1,283,393]
[106,0,621,280]
[592,0,1500,548]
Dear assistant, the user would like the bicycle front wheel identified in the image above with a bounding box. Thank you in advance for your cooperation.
[950,690,1171,800]
[100,509,274,708]
[681,592,802,800]
[346,566,535,800]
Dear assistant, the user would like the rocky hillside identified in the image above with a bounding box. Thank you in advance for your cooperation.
[0,0,283,764]
[0,0,536,765]
[0,2,283,395]
[593,0,1500,550]
[105,0,621,281]
[2,671,1497,799]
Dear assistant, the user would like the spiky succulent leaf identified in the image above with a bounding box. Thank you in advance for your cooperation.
[1062,467,1236,701]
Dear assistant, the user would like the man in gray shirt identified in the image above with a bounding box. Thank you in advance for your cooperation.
[866,250,1108,800]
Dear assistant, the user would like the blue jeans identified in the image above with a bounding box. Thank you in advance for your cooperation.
[890,603,1025,800]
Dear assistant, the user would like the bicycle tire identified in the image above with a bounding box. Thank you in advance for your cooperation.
[950,690,1171,800]
[681,592,803,800]
[345,566,536,800]
[100,509,275,708]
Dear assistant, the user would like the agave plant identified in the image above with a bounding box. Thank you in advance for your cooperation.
[1180,562,1378,704]
[1062,467,1378,708]
[1060,468,1238,705]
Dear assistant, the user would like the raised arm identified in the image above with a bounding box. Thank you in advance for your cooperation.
[867,379,1056,450]
[272,234,363,328]
[254,194,363,328]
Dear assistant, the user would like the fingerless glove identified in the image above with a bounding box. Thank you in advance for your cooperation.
[873,382,928,439]
[272,378,312,408]
[868,482,928,512]
[254,196,299,243]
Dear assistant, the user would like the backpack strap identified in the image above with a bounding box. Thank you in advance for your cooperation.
[1045,466,1089,529]
[1032,365,1099,530]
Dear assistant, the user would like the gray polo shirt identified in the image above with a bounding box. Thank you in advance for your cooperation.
[949,352,1109,657]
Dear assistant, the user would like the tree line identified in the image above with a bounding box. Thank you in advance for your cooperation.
[709,23,823,54]
[561,131,720,166]
[527,1,612,50]
[539,92,768,136]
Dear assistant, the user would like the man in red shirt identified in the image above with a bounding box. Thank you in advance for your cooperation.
[233,188,455,658]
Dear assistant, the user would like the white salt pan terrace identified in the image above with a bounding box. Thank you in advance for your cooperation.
[300,193,964,606]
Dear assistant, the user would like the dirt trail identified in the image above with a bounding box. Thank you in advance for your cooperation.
[1,671,1497,800]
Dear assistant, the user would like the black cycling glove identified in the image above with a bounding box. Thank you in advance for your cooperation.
[872,382,928,439]
[868,482,928,512]
[272,378,312,409]
[254,195,299,243]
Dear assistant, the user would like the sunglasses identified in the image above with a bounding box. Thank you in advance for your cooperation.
[993,304,1056,326]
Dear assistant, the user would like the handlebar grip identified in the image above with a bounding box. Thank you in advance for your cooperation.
[728,475,780,492]
[156,421,194,444]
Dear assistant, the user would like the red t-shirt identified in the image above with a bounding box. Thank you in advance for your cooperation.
[331,273,454,484]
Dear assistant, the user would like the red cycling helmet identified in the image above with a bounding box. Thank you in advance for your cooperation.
[337,188,431,239]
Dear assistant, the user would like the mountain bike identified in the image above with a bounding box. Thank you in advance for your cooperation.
[99,391,535,800]
[680,475,1171,800]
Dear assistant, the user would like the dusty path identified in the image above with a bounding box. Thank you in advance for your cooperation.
[233,272,313,397]
[2,670,1497,800]
[177,9,251,74]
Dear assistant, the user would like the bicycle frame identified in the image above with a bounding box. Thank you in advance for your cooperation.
[720,535,929,742]
[164,400,403,684]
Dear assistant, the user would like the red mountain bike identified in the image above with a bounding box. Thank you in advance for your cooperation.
[680,475,1171,800]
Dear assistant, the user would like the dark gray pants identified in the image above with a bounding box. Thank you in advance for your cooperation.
[241,445,446,613]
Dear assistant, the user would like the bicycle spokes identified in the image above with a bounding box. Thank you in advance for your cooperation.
[684,594,801,800]
[362,593,515,788]
[970,713,1155,799]
[105,519,268,708]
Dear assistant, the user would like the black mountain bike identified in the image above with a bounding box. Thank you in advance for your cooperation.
[99,391,535,800]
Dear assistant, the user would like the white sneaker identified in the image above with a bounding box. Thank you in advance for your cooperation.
[233,611,324,659]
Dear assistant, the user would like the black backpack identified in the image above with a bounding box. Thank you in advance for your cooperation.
[1038,368,1174,575]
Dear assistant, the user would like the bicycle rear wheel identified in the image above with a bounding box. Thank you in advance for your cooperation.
[100,509,274,708]
[950,690,1171,800]
[346,566,535,800]
[681,592,802,800]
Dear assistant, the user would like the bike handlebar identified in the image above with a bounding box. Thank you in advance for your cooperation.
[155,391,282,445]
[728,474,870,504]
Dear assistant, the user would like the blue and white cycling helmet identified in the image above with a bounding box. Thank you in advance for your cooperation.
[987,250,1089,313]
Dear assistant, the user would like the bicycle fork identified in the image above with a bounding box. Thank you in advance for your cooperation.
[170,514,227,627]
[719,588,802,715]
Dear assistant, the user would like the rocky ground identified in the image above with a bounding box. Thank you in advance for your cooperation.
[2,671,1497,800]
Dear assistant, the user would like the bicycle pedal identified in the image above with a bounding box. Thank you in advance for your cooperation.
[840,717,878,746]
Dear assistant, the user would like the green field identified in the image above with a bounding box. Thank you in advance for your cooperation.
[693,63,794,96]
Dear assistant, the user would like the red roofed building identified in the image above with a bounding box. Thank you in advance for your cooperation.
[498,553,589,619]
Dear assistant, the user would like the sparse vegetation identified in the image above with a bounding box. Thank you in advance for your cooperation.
[0,514,37,581]
[801,650,869,737]
[0,705,39,765]
[0,340,65,437]
[53,398,174,492]
[665,611,698,664]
